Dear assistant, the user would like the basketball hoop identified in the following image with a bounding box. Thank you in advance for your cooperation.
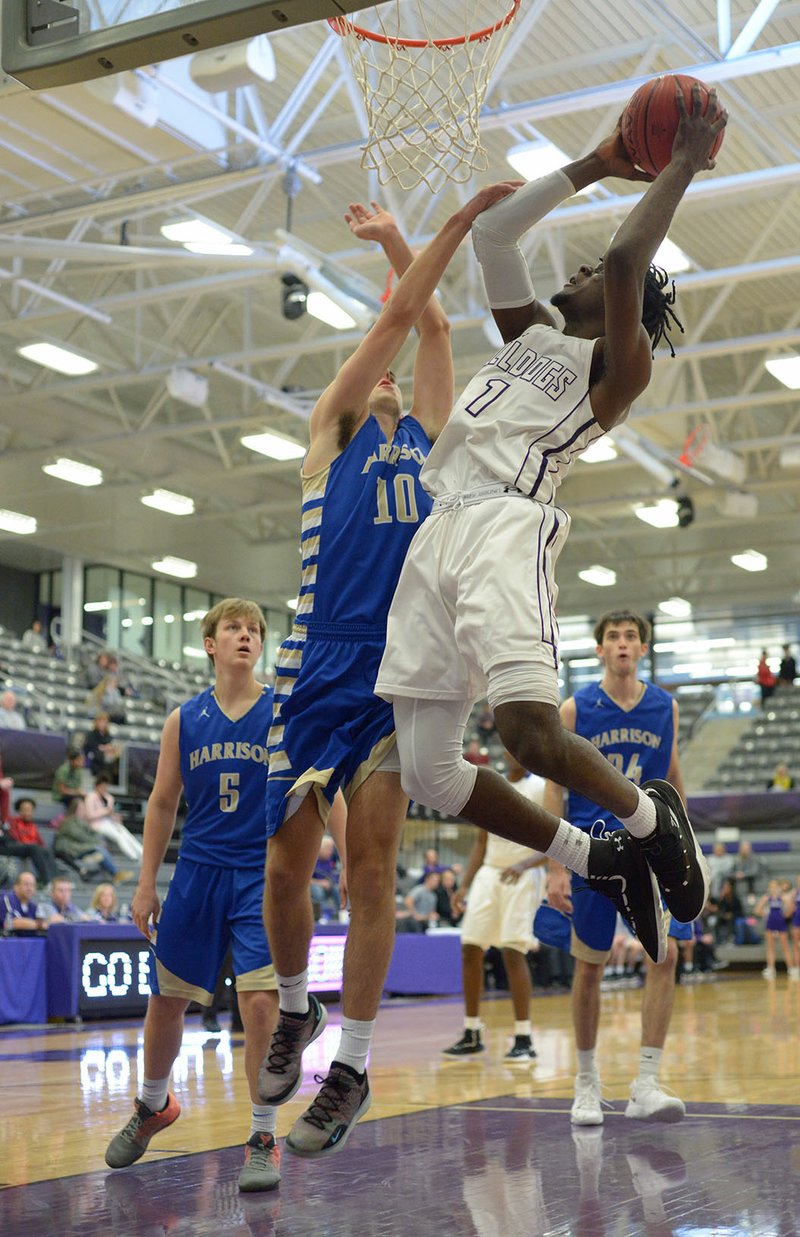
[329,1,520,192]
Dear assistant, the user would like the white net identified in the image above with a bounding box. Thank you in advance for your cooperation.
[330,1,519,192]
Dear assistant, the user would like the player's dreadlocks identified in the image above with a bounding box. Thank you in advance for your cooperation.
[642,263,684,357]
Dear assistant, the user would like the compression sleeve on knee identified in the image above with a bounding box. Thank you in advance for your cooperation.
[471,169,575,309]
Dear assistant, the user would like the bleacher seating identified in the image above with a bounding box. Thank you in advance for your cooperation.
[704,687,800,791]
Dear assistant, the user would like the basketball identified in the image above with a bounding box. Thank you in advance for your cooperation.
[620,73,724,177]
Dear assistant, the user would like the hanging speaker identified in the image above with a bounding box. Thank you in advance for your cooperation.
[189,36,277,93]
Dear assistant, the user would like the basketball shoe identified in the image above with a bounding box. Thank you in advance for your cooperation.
[238,1131,281,1192]
[443,1028,484,1056]
[585,829,666,964]
[637,780,709,924]
[257,994,328,1104]
[504,1035,537,1063]
[285,1062,371,1158]
[571,1073,604,1126]
[625,1078,685,1123]
[104,1093,181,1168]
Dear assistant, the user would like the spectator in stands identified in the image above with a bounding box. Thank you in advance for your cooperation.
[767,762,795,792]
[0,747,11,825]
[3,796,57,885]
[436,868,461,926]
[712,878,746,945]
[38,877,88,924]
[53,799,130,884]
[690,908,727,976]
[21,619,48,654]
[463,737,490,767]
[419,848,446,881]
[0,690,26,731]
[756,650,778,707]
[89,672,127,724]
[310,835,341,921]
[85,650,111,692]
[52,748,87,809]
[82,712,121,780]
[84,773,143,863]
[778,644,797,689]
[708,841,735,898]
[404,871,440,932]
[475,704,496,741]
[732,840,766,897]
[89,882,121,923]
[754,880,798,980]
[1,870,42,931]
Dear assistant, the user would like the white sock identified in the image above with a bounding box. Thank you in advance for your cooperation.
[250,1103,277,1137]
[465,1016,482,1032]
[275,968,309,1015]
[619,788,657,838]
[514,1020,531,1038]
[546,820,591,876]
[576,1049,596,1077]
[141,1076,170,1112]
[335,1016,375,1075]
[638,1046,662,1081]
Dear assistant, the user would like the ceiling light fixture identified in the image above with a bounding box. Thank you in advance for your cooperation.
[506,140,595,194]
[658,597,692,618]
[634,499,679,528]
[152,555,198,579]
[43,457,103,487]
[18,342,98,376]
[579,439,618,463]
[241,431,305,461]
[84,601,112,612]
[141,489,195,516]
[578,565,617,587]
[765,355,800,389]
[0,508,37,535]
[731,549,767,572]
[306,290,356,331]
[654,237,692,273]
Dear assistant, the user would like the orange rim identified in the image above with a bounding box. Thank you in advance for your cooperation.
[328,1,519,48]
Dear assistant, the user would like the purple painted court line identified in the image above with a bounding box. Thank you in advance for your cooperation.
[2,1099,799,1235]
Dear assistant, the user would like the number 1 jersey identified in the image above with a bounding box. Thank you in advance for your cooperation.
[178,685,272,868]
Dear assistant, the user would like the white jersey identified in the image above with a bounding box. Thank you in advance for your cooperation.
[421,323,601,501]
[484,772,547,869]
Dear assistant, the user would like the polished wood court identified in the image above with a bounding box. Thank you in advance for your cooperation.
[2,972,799,1234]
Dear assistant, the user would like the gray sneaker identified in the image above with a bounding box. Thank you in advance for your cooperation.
[237,1131,281,1192]
[257,994,328,1104]
[285,1062,371,1158]
[104,1093,181,1168]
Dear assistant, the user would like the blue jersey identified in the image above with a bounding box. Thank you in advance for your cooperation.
[568,680,674,833]
[295,413,432,631]
[178,685,272,868]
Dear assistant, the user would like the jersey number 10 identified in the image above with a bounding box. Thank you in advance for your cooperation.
[374,475,420,525]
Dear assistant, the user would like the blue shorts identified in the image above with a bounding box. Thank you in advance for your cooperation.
[149,856,274,1005]
[571,873,692,962]
[266,626,398,835]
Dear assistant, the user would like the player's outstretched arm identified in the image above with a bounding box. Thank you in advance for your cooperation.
[131,707,184,940]
[593,84,727,425]
[345,201,453,442]
[307,183,517,467]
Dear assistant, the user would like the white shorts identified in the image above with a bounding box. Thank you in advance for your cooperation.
[460,863,544,954]
[376,496,568,705]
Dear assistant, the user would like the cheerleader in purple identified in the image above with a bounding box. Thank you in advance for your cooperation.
[754,880,797,980]
[790,875,800,979]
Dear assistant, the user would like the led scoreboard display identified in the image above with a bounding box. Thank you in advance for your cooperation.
[79,939,153,1017]
[78,934,345,1017]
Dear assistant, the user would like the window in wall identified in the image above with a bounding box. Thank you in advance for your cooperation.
[84,565,122,647]
[120,572,154,658]
[153,579,182,664]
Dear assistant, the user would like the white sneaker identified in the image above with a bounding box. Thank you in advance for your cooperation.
[625,1078,685,1123]
[789,967,800,981]
[762,966,776,980]
[571,1073,604,1126]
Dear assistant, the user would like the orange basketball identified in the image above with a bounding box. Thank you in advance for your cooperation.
[620,73,724,177]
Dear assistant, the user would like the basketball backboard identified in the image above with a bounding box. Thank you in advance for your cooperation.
[2,0,376,89]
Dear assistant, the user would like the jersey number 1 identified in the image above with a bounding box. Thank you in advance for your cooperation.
[374,475,419,525]
[219,772,240,813]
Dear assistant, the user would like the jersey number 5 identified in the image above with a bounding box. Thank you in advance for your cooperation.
[374,475,419,525]
[219,772,240,813]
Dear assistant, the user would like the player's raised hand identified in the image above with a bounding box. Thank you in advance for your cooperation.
[344,200,398,243]
[673,83,727,171]
[593,124,655,183]
[460,180,524,225]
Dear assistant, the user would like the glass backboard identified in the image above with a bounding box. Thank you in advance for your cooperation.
[2,0,374,89]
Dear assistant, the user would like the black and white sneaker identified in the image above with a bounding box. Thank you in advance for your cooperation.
[638,780,710,924]
[442,1029,484,1056]
[586,829,666,965]
[504,1036,536,1063]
